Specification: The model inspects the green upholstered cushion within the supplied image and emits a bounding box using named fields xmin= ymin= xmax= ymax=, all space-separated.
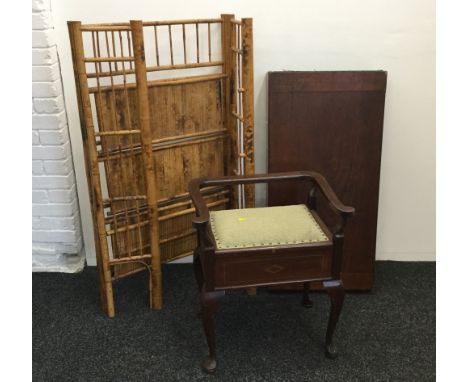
xmin=209 ymin=204 xmax=328 ymax=249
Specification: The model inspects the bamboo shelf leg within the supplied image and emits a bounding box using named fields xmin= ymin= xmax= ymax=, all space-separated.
xmin=242 ymin=18 xmax=256 ymax=296
xmin=221 ymin=14 xmax=236 ymax=182
xmin=130 ymin=20 xmax=163 ymax=310
xmin=241 ymin=18 xmax=255 ymax=208
xmin=68 ymin=21 xmax=115 ymax=317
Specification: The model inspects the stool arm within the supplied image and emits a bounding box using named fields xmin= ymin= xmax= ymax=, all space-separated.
xmin=300 ymin=171 xmax=355 ymax=219
xmin=189 ymin=171 xmax=354 ymax=225
xmin=189 ymin=180 xmax=211 ymax=227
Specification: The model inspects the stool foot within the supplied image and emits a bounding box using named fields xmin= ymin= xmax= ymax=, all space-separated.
xmin=325 ymin=343 xmax=338 ymax=359
xmin=202 ymin=356 xmax=217 ymax=374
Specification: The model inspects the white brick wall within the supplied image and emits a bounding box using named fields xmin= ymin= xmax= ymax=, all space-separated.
xmin=32 ymin=0 xmax=84 ymax=272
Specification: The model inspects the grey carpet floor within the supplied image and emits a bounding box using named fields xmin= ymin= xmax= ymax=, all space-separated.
xmin=32 ymin=261 xmax=435 ymax=381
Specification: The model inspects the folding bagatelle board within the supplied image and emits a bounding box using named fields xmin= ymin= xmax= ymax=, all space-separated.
xmin=68 ymin=15 xmax=254 ymax=317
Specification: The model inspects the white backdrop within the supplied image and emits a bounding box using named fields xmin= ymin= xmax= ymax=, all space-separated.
xmin=51 ymin=0 xmax=435 ymax=264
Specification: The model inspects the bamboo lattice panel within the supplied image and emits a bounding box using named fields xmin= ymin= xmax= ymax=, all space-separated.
xmin=68 ymin=15 xmax=254 ymax=317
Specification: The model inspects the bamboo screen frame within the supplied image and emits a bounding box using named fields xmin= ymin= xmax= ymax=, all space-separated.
xmin=68 ymin=15 xmax=254 ymax=317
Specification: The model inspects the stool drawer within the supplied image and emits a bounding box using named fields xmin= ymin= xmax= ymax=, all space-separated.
xmin=215 ymin=252 xmax=332 ymax=288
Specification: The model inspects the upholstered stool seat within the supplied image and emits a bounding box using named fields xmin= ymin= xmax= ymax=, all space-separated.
xmin=209 ymin=204 xmax=329 ymax=249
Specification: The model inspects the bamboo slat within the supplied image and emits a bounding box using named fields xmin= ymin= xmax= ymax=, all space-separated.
xmin=81 ymin=18 xmax=222 ymax=29
xmin=84 ymin=56 xmax=134 ymax=62
xmin=110 ymin=254 xmax=152 ymax=265
xmin=196 ymin=23 xmax=200 ymax=63
xmin=143 ymin=18 xmax=222 ymax=26
xmin=86 ymin=59 xmax=223 ymax=79
xmin=146 ymin=61 xmax=223 ymax=73
xmin=95 ymin=129 xmax=141 ymax=136
xmin=152 ymin=128 xmax=227 ymax=146
xmin=81 ymin=25 xmax=131 ymax=31
xmin=88 ymin=73 xmax=227 ymax=93
xmin=103 ymin=187 xmax=227 ymax=221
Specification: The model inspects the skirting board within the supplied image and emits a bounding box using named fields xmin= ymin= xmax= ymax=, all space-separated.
xmin=85 ymin=253 xmax=434 ymax=266
xmin=376 ymin=252 xmax=436 ymax=261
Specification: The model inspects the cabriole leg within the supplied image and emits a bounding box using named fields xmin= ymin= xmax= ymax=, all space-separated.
xmin=323 ymin=280 xmax=345 ymax=358
xmin=200 ymin=287 xmax=224 ymax=373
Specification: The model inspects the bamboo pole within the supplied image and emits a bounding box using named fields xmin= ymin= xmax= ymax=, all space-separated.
xmin=196 ymin=23 xmax=200 ymax=63
xmin=86 ymin=61 xmax=224 ymax=79
xmin=241 ymin=18 xmax=255 ymax=208
xmin=97 ymin=130 xmax=228 ymax=161
xmin=111 ymin=264 xmax=151 ymax=280
xmin=102 ymin=30 xmax=124 ymax=262
xmin=88 ymin=73 xmax=226 ymax=93
xmin=111 ymin=30 xmax=118 ymax=71
xmin=84 ymin=56 xmax=134 ymax=62
xmin=143 ymin=18 xmax=222 ymax=26
xmin=158 ymin=230 xmax=195 ymax=245
xmin=182 ymin=24 xmax=187 ymax=64
xmin=208 ymin=23 xmax=212 ymax=62
xmin=105 ymin=195 xmax=147 ymax=202
xmin=116 ymin=30 xmax=137 ymax=264
xmin=106 ymin=220 xmax=149 ymax=236
xmin=151 ymin=134 xmax=226 ymax=153
xmin=235 ymin=24 xmax=243 ymax=207
xmin=81 ymin=18 xmax=222 ymax=29
xmin=168 ymin=25 xmax=174 ymax=66
xmin=147 ymin=60 xmax=223 ymax=73
xmin=130 ymin=20 xmax=163 ymax=310
xmin=233 ymin=19 xmax=244 ymax=207
xmin=81 ymin=25 xmax=131 ymax=31
xmin=127 ymin=31 xmax=133 ymax=69
xmin=151 ymin=128 xmax=227 ymax=146
xmin=241 ymin=18 xmax=257 ymax=296
xmin=103 ymin=187 xmax=228 ymax=223
xmin=67 ymin=21 xmax=115 ymax=318
xmin=95 ymin=130 xmax=141 ymax=136
xmin=221 ymin=14 xmax=238 ymax=188
xmin=68 ymin=21 xmax=108 ymax=314
xmin=158 ymin=189 xmax=229 ymax=212
xmin=154 ymin=26 xmax=160 ymax=66
xmin=158 ymin=198 xmax=228 ymax=221
xmin=110 ymin=254 xmax=152 ymax=265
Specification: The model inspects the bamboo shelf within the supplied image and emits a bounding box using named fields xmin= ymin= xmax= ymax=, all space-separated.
xmin=68 ymin=15 xmax=255 ymax=317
